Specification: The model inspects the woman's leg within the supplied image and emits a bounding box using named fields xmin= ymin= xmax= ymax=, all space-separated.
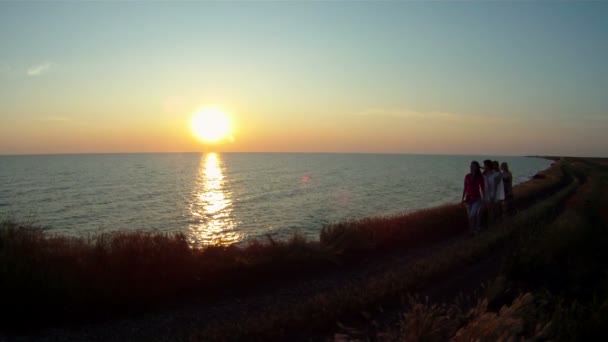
xmin=465 ymin=203 xmax=475 ymax=232
xmin=471 ymin=201 xmax=482 ymax=233
xmin=496 ymin=200 xmax=503 ymax=220
xmin=474 ymin=201 xmax=482 ymax=233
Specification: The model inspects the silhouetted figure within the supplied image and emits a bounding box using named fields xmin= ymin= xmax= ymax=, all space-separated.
xmin=462 ymin=161 xmax=485 ymax=235
xmin=501 ymin=162 xmax=514 ymax=215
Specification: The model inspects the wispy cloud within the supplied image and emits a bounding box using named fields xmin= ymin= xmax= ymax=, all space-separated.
xmin=577 ymin=113 xmax=608 ymax=124
xmin=27 ymin=62 xmax=52 ymax=76
xmin=41 ymin=116 xmax=71 ymax=123
xmin=355 ymin=107 xmax=493 ymax=122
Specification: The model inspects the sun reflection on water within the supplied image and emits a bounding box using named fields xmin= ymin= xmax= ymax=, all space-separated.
xmin=188 ymin=153 xmax=242 ymax=247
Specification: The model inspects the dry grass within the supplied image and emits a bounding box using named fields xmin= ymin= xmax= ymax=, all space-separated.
xmin=511 ymin=159 xmax=569 ymax=208
xmin=320 ymin=203 xmax=468 ymax=258
xmin=0 ymin=223 xmax=328 ymax=329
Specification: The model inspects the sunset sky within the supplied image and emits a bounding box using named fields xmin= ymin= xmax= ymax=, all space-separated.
xmin=1 ymin=2 xmax=607 ymax=156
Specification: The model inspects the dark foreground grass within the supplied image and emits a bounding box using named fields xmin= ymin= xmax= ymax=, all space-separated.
xmin=0 ymin=225 xmax=331 ymax=330
xmin=0 ymin=160 xmax=569 ymax=332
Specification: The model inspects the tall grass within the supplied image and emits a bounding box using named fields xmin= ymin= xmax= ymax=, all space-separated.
xmin=0 ymin=224 xmax=328 ymax=329
xmin=320 ymin=204 xmax=468 ymax=258
xmin=512 ymin=159 xmax=570 ymax=208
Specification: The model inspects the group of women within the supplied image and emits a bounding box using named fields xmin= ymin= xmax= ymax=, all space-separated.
xmin=462 ymin=159 xmax=513 ymax=234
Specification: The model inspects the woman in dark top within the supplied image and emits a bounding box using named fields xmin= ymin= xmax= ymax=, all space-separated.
xmin=462 ymin=161 xmax=485 ymax=235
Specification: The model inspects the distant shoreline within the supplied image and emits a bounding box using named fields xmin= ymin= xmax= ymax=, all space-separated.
xmin=0 ymin=151 xmax=597 ymax=157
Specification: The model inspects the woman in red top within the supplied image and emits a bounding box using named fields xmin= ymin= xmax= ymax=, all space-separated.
xmin=462 ymin=161 xmax=485 ymax=235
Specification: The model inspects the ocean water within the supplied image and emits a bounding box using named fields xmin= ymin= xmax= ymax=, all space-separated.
xmin=0 ymin=153 xmax=551 ymax=247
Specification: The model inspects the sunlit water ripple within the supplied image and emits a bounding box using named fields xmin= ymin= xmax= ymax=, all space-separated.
xmin=0 ymin=153 xmax=552 ymax=247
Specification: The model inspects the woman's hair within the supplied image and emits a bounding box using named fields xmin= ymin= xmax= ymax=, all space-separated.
xmin=483 ymin=159 xmax=493 ymax=170
xmin=471 ymin=161 xmax=482 ymax=178
xmin=492 ymin=160 xmax=500 ymax=171
xmin=501 ymin=162 xmax=510 ymax=172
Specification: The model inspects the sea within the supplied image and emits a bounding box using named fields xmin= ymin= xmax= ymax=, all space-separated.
xmin=0 ymin=153 xmax=552 ymax=247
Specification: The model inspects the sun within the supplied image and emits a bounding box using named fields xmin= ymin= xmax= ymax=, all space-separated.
xmin=191 ymin=108 xmax=231 ymax=143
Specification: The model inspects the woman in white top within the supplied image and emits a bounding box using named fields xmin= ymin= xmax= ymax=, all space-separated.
xmin=493 ymin=160 xmax=505 ymax=218
xmin=482 ymin=160 xmax=499 ymax=202
xmin=482 ymin=160 xmax=501 ymax=226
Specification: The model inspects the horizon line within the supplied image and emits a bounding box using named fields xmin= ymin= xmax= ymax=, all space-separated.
xmin=0 ymin=151 xmax=566 ymax=158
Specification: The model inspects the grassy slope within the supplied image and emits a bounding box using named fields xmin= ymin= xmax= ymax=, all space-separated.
xmin=377 ymin=158 xmax=608 ymax=341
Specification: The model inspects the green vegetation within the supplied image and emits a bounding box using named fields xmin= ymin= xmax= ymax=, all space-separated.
xmin=0 ymin=158 xmax=577 ymax=339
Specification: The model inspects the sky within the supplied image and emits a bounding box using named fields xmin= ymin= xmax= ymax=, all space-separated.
xmin=0 ymin=2 xmax=607 ymax=156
